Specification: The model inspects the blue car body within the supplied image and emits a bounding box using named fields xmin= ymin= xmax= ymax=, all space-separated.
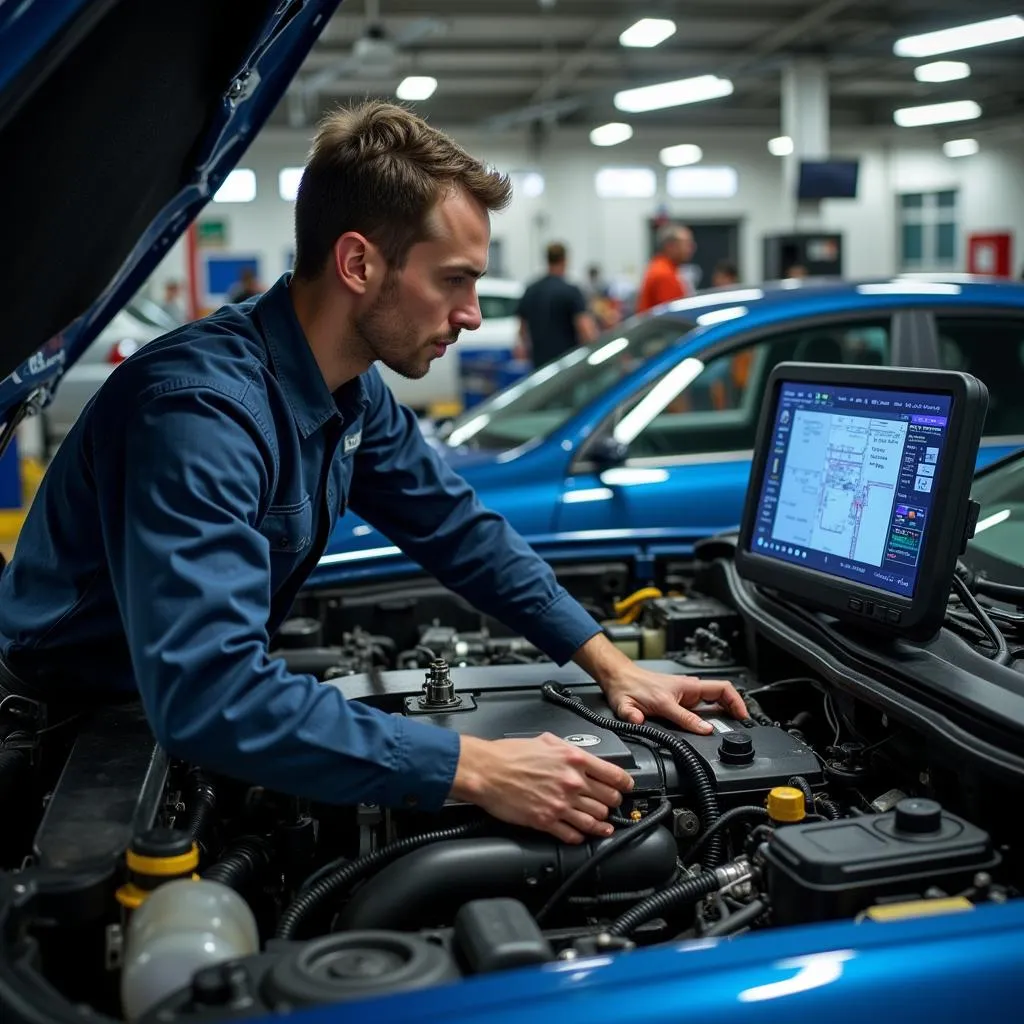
xmin=316 ymin=280 xmax=1024 ymax=585
xmin=3 ymin=5 xmax=1024 ymax=1024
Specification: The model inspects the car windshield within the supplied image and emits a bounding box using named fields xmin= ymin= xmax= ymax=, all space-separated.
xmin=444 ymin=317 xmax=694 ymax=450
xmin=966 ymin=454 xmax=1024 ymax=584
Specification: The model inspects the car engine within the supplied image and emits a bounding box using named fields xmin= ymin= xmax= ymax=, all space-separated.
xmin=0 ymin=560 xmax=1018 ymax=1023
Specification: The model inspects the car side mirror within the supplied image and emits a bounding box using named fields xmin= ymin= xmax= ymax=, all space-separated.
xmin=589 ymin=435 xmax=629 ymax=467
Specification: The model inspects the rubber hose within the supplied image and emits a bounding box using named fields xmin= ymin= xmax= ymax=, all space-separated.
xmin=276 ymin=821 xmax=482 ymax=940
xmin=684 ymin=805 xmax=769 ymax=866
xmin=787 ymin=775 xmax=814 ymax=813
xmin=703 ymin=897 xmax=768 ymax=937
xmin=202 ymin=837 xmax=272 ymax=890
xmin=815 ymin=797 xmax=842 ymax=820
xmin=534 ymin=799 xmax=672 ymax=924
xmin=568 ymin=888 xmax=657 ymax=906
xmin=607 ymin=871 xmax=719 ymax=937
xmin=184 ymin=770 xmax=217 ymax=851
xmin=540 ymin=683 xmax=723 ymax=866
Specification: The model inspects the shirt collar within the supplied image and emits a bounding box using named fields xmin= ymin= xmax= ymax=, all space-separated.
xmin=255 ymin=275 xmax=369 ymax=438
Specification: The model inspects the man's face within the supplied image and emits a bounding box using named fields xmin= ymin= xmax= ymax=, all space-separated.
xmin=354 ymin=188 xmax=487 ymax=380
xmin=669 ymin=230 xmax=695 ymax=265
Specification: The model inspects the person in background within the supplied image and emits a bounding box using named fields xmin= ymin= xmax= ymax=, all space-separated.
xmin=584 ymin=263 xmax=622 ymax=330
xmin=227 ymin=266 xmax=264 ymax=303
xmin=516 ymin=242 xmax=598 ymax=366
xmin=636 ymin=224 xmax=695 ymax=313
xmin=784 ymin=263 xmax=808 ymax=280
xmin=159 ymin=280 xmax=187 ymax=322
xmin=711 ymin=260 xmax=740 ymax=288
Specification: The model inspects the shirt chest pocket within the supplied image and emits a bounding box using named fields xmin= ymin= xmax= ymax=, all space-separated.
xmin=260 ymin=496 xmax=314 ymax=555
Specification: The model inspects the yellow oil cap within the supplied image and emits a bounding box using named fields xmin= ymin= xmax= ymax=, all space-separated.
xmin=767 ymin=786 xmax=806 ymax=823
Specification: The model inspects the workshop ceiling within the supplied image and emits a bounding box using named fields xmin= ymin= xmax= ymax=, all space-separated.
xmin=275 ymin=0 xmax=1024 ymax=137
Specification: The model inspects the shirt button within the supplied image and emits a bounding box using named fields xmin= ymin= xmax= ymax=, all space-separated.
xmin=403 ymin=794 xmax=419 ymax=807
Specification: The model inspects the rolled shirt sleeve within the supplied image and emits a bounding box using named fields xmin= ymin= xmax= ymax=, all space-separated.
xmin=349 ymin=373 xmax=602 ymax=664
xmin=93 ymin=383 xmax=459 ymax=809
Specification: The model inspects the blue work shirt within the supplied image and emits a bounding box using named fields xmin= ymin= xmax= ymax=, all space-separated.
xmin=0 ymin=276 xmax=601 ymax=810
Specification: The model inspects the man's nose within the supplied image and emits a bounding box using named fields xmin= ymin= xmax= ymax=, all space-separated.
xmin=452 ymin=295 xmax=482 ymax=332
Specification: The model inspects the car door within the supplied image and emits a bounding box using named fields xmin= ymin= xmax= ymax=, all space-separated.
xmin=928 ymin=313 xmax=1024 ymax=469
xmin=555 ymin=316 xmax=895 ymax=544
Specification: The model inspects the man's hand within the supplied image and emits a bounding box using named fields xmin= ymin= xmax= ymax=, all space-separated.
xmin=450 ymin=733 xmax=634 ymax=844
xmin=602 ymin=666 xmax=748 ymax=735
xmin=573 ymin=632 xmax=749 ymax=735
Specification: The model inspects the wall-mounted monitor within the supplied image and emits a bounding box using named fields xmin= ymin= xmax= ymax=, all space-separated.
xmin=797 ymin=160 xmax=860 ymax=200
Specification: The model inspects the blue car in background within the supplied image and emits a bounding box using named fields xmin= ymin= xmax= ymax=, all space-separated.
xmin=317 ymin=278 xmax=1024 ymax=583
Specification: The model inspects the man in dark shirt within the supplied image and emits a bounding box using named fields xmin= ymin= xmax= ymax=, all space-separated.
xmin=0 ymin=101 xmax=745 ymax=845
xmin=516 ymin=242 xmax=597 ymax=366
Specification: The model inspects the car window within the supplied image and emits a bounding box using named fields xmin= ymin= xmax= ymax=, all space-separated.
xmin=935 ymin=317 xmax=1024 ymax=437
xmin=478 ymin=294 xmax=520 ymax=319
xmin=618 ymin=319 xmax=892 ymax=460
xmin=444 ymin=317 xmax=694 ymax=449
xmin=966 ymin=454 xmax=1024 ymax=582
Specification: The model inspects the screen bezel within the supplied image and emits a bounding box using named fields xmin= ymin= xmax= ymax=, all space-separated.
xmin=736 ymin=362 xmax=988 ymax=641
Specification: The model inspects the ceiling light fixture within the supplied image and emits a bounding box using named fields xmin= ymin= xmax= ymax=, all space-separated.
xmin=943 ymin=138 xmax=979 ymax=158
xmin=768 ymin=135 xmax=794 ymax=156
xmin=893 ymin=99 xmax=981 ymax=127
xmin=614 ymin=75 xmax=734 ymax=113
xmin=914 ymin=60 xmax=971 ymax=82
xmin=619 ymin=17 xmax=677 ymax=48
xmin=396 ymin=76 xmax=437 ymax=101
xmin=894 ymin=15 xmax=1024 ymax=57
xmin=589 ymin=122 xmax=634 ymax=147
xmin=659 ymin=143 xmax=703 ymax=167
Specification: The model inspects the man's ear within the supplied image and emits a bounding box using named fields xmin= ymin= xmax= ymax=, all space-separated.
xmin=332 ymin=232 xmax=382 ymax=296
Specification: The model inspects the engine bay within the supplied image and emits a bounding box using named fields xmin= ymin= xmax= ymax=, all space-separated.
xmin=1 ymin=552 xmax=1020 ymax=1023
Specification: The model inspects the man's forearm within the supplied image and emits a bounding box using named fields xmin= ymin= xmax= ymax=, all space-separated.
xmin=571 ymin=631 xmax=639 ymax=688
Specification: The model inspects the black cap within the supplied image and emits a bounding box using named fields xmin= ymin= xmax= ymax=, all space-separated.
xmin=131 ymin=827 xmax=194 ymax=860
xmin=718 ymin=730 xmax=754 ymax=765
xmin=894 ymin=798 xmax=943 ymax=834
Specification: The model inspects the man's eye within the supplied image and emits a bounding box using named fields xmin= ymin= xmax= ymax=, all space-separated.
xmin=447 ymin=276 xmax=466 ymax=285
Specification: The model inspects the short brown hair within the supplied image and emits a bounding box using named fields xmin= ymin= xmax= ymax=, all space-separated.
xmin=546 ymin=242 xmax=567 ymax=266
xmin=293 ymin=101 xmax=512 ymax=280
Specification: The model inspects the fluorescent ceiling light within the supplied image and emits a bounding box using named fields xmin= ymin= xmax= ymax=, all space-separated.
xmin=894 ymin=15 xmax=1024 ymax=57
xmin=893 ymin=100 xmax=981 ymax=127
xmin=590 ymin=122 xmax=634 ymax=147
xmin=914 ymin=60 xmax=970 ymax=82
xmin=667 ymin=165 xmax=738 ymax=199
xmin=511 ymin=170 xmax=545 ymax=197
xmin=614 ymin=75 xmax=733 ymax=113
xmin=619 ymin=17 xmax=677 ymax=48
xmin=659 ymin=143 xmax=703 ymax=167
xmin=396 ymin=75 xmax=437 ymax=100
xmin=213 ymin=168 xmax=256 ymax=203
xmin=943 ymin=137 xmax=979 ymax=158
xmin=594 ymin=167 xmax=656 ymax=199
xmin=278 ymin=166 xmax=303 ymax=201
xmin=768 ymin=135 xmax=794 ymax=156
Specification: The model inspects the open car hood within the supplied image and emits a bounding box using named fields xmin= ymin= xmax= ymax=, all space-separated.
xmin=0 ymin=0 xmax=342 ymax=429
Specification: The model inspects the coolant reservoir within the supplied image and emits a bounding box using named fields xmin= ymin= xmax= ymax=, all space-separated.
xmin=120 ymin=878 xmax=259 ymax=1020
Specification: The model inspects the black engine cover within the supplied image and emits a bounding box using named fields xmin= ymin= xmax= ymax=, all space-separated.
xmin=407 ymin=684 xmax=822 ymax=804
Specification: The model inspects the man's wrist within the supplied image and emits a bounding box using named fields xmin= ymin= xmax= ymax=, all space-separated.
xmin=449 ymin=734 xmax=491 ymax=803
xmin=571 ymin=632 xmax=637 ymax=690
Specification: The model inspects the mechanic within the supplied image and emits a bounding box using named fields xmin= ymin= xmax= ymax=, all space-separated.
xmin=0 ymin=101 xmax=747 ymax=846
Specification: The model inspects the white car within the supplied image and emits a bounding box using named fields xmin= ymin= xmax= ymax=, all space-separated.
xmin=379 ymin=277 xmax=523 ymax=413
xmin=43 ymin=297 xmax=181 ymax=444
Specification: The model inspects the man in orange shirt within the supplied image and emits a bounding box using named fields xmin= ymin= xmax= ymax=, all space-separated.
xmin=636 ymin=224 xmax=695 ymax=313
